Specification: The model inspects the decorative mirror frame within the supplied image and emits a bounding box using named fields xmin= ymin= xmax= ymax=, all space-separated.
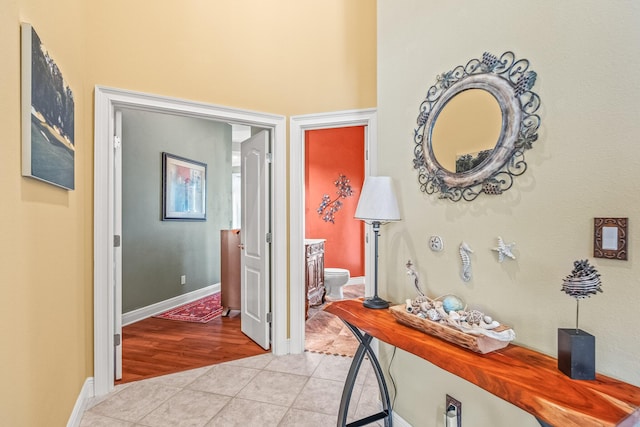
xmin=413 ymin=51 xmax=541 ymax=201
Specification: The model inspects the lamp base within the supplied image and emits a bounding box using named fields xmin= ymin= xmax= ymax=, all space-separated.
xmin=363 ymin=296 xmax=389 ymax=309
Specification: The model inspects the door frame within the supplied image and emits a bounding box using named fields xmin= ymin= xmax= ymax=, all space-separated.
xmin=93 ymin=86 xmax=287 ymax=396
xmin=289 ymin=109 xmax=377 ymax=353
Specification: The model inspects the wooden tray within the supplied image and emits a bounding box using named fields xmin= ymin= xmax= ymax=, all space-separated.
xmin=389 ymin=304 xmax=512 ymax=354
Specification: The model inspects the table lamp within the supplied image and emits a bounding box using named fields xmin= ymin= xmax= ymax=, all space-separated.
xmin=355 ymin=176 xmax=401 ymax=309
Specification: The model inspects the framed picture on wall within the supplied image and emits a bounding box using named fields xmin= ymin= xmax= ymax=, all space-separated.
xmin=21 ymin=22 xmax=75 ymax=190
xmin=162 ymin=152 xmax=207 ymax=221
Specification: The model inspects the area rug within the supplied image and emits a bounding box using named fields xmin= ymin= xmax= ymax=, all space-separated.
xmin=155 ymin=293 xmax=223 ymax=323
xmin=305 ymin=284 xmax=364 ymax=357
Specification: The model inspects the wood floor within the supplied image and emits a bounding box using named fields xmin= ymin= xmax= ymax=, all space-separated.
xmin=118 ymin=311 xmax=269 ymax=384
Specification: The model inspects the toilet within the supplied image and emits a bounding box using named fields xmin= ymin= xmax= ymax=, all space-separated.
xmin=324 ymin=268 xmax=350 ymax=300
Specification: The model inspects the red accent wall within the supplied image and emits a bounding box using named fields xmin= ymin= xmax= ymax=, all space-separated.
xmin=305 ymin=126 xmax=365 ymax=277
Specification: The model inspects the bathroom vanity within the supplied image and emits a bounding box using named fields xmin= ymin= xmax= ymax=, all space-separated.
xmin=304 ymin=239 xmax=325 ymax=318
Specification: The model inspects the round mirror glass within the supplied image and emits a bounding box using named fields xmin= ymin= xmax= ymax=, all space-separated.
xmin=413 ymin=51 xmax=541 ymax=201
xmin=431 ymin=89 xmax=502 ymax=173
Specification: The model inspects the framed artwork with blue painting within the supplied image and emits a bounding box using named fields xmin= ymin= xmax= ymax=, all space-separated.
xmin=21 ymin=22 xmax=75 ymax=190
xmin=162 ymin=152 xmax=207 ymax=221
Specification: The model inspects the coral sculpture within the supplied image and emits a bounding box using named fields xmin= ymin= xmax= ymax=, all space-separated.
xmin=316 ymin=174 xmax=353 ymax=223
xmin=561 ymin=259 xmax=603 ymax=299
xmin=561 ymin=259 xmax=603 ymax=330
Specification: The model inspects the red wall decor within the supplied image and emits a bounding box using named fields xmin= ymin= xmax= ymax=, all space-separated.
xmin=305 ymin=126 xmax=365 ymax=277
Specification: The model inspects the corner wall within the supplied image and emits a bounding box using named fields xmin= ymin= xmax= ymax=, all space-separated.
xmin=377 ymin=1 xmax=640 ymax=426
xmin=0 ymin=0 xmax=89 ymax=426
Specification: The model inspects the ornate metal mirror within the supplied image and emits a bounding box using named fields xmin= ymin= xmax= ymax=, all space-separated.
xmin=413 ymin=52 xmax=541 ymax=201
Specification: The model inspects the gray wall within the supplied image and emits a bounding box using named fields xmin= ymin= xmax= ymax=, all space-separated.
xmin=122 ymin=109 xmax=232 ymax=312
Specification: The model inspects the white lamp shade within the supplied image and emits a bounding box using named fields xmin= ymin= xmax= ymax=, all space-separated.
xmin=354 ymin=176 xmax=401 ymax=222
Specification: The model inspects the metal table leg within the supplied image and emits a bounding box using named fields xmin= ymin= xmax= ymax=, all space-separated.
xmin=337 ymin=320 xmax=393 ymax=427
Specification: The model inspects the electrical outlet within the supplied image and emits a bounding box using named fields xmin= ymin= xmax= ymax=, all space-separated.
xmin=446 ymin=394 xmax=461 ymax=427
xmin=180 ymin=275 xmax=186 ymax=285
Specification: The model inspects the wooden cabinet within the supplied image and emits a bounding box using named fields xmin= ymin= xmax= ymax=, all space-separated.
xmin=221 ymin=229 xmax=241 ymax=312
xmin=305 ymin=239 xmax=325 ymax=318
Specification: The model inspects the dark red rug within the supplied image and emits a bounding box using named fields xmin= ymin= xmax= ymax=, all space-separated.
xmin=155 ymin=293 xmax=223 ymax=323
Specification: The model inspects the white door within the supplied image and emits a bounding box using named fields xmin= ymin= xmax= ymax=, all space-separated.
xmin=114 ymin=110 xmax=123 ymax=380
xmin=240 ymin=130 xmax=271 ymax=349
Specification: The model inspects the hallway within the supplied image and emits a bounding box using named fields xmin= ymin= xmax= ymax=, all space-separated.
xmin=81 ymin=352 xmax=384 ymax=426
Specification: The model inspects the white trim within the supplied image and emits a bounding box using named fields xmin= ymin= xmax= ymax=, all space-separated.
xmin=289 ymin=109 xmax=377 ymax=353
xmin=347 ymin=276 xmax=365 ymax=286
xmin=66 ymin=377 xmax=94 ymax=427
xmin=94 ymin=86 xmax=287 ymax=396
xmin=122 ymin=283 xmax=221 ymax=326
xmin=393 ymin=411 xmax=413 ymax=427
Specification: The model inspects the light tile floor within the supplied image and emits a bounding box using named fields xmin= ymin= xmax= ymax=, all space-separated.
xmin=80 ymin=352 xmax=385 ymax=427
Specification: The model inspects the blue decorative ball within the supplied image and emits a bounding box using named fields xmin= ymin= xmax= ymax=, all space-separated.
xmin=442 ymin=295 xmax=464 ymax=313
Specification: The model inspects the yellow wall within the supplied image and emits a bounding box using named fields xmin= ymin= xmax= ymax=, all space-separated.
xmin=84 ymin=0 xmax=376 ymax=116
xmin=378 ymin=1 xmax=640 ymax=426
xmin=1 ymin=0 xmax=89 ymax=425
xmin=0 ymin=1 xmax=376 ymax=425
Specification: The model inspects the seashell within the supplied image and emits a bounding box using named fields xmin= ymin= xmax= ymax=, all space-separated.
xmin=483 ymin=315 xmax=493 ymax=324
xmin=433 ymin=301 xmax=443 ymax=309
xmin=442 ymin=295 xmax=465 ymax=313
xmin=448 ymin=311 xmax=461 ymax=321
xmin=466 ymin=310 xmax=484 ymax=325
xmin=405 ymin=299 xmax=416 ymax=313
xmin=414 ymin=295 xmax=429 ymax=304
xmin=420 ymin=301 xmax=432 ymax=312
xmin=417 ymin=312 xmax=427 ymax=319
xmin=426 ymin=308 xmax=441 ymax=321
xmin=561 ymin=259 xmax=603 ymax=299
xmin=480 ymin=320 xmax=500 ymax=330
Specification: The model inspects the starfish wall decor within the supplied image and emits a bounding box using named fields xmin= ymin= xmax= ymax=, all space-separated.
xmin=492 ymin=237 xmax=516 ymax=262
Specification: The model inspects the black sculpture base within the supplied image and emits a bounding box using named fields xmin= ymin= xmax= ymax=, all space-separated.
xmin=363 ymin=296 xmax=389 ymax=309
xmin=558 ymin=328 xmax=595 ymax=380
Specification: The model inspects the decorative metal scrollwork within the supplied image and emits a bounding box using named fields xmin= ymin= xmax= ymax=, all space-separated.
xmin=413 ymin=51 xmax=541 ymax=202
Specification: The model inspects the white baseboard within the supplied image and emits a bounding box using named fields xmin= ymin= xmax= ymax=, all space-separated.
xmin=66 ymin=377 xmax=94 ymax=427
xmin=347 ymin=276 xmax=365 ymax=285
xmin=122 ymin=283 xmax=221 ymax=326
xmin=393 ymin=411 xmax=412 ymax=426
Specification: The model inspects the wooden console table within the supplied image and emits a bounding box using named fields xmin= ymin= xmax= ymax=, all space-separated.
xmin=324 ymin=299 xmax=640 ymax=427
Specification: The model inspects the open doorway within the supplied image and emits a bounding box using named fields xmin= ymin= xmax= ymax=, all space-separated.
xmin=303 ymin=126 xmax=367 ymax=356
xmin=114 ymin=112 xmax=270 ymax=383
xmin=289 ymin=109 xmax=377 ymax=353
xmin=93 ymin=86 xmax=287 ymax=396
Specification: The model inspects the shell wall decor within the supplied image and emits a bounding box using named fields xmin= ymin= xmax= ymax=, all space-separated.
xmin=459 ymin=242 xmax=473 ymax=282
xmin=492 ymin=236 xmax=516 ymax=262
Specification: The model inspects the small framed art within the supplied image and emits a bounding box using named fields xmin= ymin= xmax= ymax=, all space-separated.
xmin=162 ymin=152 xmax=207 ymax=221
xmin=594 ymin=217 xmax=628 ymax=260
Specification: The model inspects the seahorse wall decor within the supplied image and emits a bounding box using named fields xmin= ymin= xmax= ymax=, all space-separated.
xmin=459 ymin=242 xmax=473 ymax=282
xmin=405 ymin=260 xmax=425 ymax=296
